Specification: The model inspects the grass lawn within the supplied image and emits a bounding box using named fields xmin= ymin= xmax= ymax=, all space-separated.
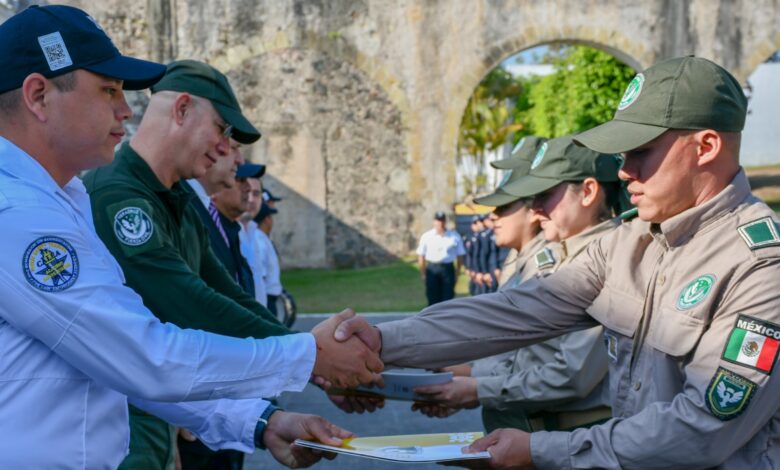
xmin=282 ymin=258 xmax=470 ymax=313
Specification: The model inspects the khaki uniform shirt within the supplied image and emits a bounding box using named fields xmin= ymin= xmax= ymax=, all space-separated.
xmin=471 ymin=234 xmax=555 ymax=387
xmin=474 ymin=221 xmax=616 ymax=412
xmin=378 ymin=170 xmax=780 ymax=469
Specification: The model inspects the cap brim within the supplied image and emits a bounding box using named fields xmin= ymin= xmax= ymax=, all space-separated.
xmin=236 ymin=164 xmax=266 ymax=178
xmin=573 ymin=120 xmax=668 ymax=154
xmin=491 ymin=157 xmax=520 ymax=170
xmin=214 ymin=102 xmax=261 ymax=144
xmin=84 ymin=55 xmax=167 ymax=91
xmin=502 ymin=174 xmax=562 ymax=199
xmin=474 ymin=189 xmax=523 ymax=207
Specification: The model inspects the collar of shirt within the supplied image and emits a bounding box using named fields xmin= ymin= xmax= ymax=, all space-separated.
xmin=115 ymin=142 xmax=194 ymax=223
xmin=0 ymin=137 xmax=93 ymax=223
xmin=559 ymin=218 xmax=620 ymax=262
xmin=187 ymin=179 xmax=211 ymax=209
xmin=648 ymin=169 xmax=751 ymax=248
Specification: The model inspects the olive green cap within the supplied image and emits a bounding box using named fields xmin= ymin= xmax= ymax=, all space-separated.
xmin=151 ymin=60 xmax=261 ymax=144
xmin=574 ymin=56 xmax=747 ymax=154
xmin=502 ymin=135 xmax=622 ymax=198
xmin=491 ymin=136 xmax=548 ymax=170
xmin=475 ymin=139 xmax=542 ymax=206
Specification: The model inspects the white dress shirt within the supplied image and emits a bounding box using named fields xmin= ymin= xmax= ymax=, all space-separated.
xmin=416 ymin=228 xmax=467 ymax=263
xmin=239 ymin=220 xmax=268 ymax=306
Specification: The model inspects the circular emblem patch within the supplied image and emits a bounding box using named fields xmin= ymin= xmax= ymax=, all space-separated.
xmin=114 ymin=207 xmax=154 ymax=246
xmin=22 ymin=236 xmax=79 ymax=292
xmin=531 ymin=142 xmax=548 ymax=170
xmin=676 ymin=274 xmax=715 ymax=310
xmin=617 ymin=73 xmax=645 ymax=111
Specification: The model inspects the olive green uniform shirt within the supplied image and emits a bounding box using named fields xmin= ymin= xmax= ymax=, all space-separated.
xmin=83 ymin=143 xmax=288 ymax=338
xmin=84 ymin=144 xmax=290 ymax=469
xmin=378 ymin=170 xmax=780 ymax=469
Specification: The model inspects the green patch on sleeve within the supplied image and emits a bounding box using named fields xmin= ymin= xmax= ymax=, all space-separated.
xmin=706 ymin=367 xmax=756 ymax=421
xmin=737 ymin=217 xmax=780 ymax=250
xmin=107 ymin=199 xmax=164 ymax=257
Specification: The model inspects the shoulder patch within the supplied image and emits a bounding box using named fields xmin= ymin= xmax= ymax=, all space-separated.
xmin=737 ymin=217 xmax=780 ymax=250
xmin=534 ymin=247 xmax=556 ymax=269
xmin=114 ymin=206 xmax=154 ymax=246
xmin=22 ymin=236 xmax=79 ymax=292
xmin=706 ymin=367 xmax=756 ymax=421
xmin=722 ymin=314 xmax=780 ymax=374
xmin=107 ymin=199 xmax=164 ymax=257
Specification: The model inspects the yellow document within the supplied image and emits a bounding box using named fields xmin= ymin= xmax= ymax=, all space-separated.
xmin=294 ymin=432 xmax=490 ymax=463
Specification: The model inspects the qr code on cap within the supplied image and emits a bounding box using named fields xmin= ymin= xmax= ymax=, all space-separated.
xmin=38 ymin=32 xmax=73 ymax=71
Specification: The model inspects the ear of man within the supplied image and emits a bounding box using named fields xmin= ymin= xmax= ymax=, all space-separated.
xmin=21 ymin=73 xmax=51 ymax=123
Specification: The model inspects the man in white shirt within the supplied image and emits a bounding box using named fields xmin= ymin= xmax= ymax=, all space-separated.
xmin=239 ymin=176 xmax=269 ymax=306
xmin=416 ymin=211 xmax=466 ymax=305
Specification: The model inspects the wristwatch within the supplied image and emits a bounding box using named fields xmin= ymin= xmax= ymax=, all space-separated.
xmin=253 ymin=404 xmax=280 ymax=449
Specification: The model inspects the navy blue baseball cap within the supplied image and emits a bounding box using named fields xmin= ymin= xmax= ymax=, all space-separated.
xmin=0 ymin=5 xmax=166 ymax=94
xmin=254 ymin=202 xmax=278 ymax=223
xmin=263 ymin=189 xmax=282 ymax=202
xmin=236 ymin=163 xmax=266 ymax=178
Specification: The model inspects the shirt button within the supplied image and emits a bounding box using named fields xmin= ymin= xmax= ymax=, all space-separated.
xmin=657 ymin=275 xmax=666 ymax=285
xmin=633 ymin=381 xmax=642 ymax=391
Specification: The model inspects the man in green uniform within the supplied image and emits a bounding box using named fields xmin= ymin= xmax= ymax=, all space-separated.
xmin=84 ymin=60 xmax=379 ymax=468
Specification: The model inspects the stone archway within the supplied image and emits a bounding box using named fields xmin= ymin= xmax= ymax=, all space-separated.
xmin=59 ymin=0 xmax=780 ymax=267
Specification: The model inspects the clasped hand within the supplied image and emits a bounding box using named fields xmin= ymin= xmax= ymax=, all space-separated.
xmin=311 ymin=308 xmax=383 ymax=389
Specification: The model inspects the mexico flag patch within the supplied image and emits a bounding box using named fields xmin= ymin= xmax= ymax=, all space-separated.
xmin=722 ymin=315 xmax=780 ymax=374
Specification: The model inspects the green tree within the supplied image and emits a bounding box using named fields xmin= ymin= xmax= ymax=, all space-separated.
xmin=458 ymin=67 xmax=525 ymax=195
xmin=524 ymin=46 xmax=635 ymax=137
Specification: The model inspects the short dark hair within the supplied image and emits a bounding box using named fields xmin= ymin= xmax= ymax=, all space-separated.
xmin=0 ymin=72 xmax=77 ymax=116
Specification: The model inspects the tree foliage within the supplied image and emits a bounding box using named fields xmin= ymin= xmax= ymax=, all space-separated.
xmin=457 ymin=45 xmax=635 ymax=196
xmin=524 ymin=46 xmax=635 ymax=137
xmin=457 ymin=67 xmax=526 ymax=195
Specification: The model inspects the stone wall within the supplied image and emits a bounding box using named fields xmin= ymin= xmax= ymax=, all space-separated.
xmin=27 ymin=0 xmax=780 ymax=267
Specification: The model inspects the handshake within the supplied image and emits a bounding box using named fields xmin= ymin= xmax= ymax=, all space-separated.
xmin=309 ymin=308 xmax=384 ymax=389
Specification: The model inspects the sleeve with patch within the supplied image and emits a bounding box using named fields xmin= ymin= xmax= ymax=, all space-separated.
xmin=107 ymin=199 xmax=164 ymax=257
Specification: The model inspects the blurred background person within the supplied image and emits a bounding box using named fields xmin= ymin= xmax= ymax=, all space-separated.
xmin=416 ymin=211 xmax=465 ymax=306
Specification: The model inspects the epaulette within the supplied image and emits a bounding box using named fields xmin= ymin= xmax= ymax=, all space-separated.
xmin=534 ymin=247 xmax=556 ymax=269
xmin=737 ymin=216 xmax=780 ymax=250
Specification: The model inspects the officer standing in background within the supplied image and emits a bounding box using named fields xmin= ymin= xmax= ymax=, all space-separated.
xmin=0 ymin=5 xmax=365 ymax=468
xmin=416 ymin=211 xmax=466 ymax=305
xmin=415 ymin=136 xmax=623 ymax=435
xmin=188 ymin=144 xmax=263 ymax=297
xmin=182 ymin=161 xmax=268 ymax=470
xmin=239 ymin=176 xmax=270 ymax=307
xmin=477 ymin=215 xmax=498 ymax=293
xmin=336 ymin=57 xmax=780 ymax=469
xmin=463 ymin=216 xmax=477 ymax=295
xmin=467 ymin=215 xmax=485 ymax=295
xmin=489 ymin=136 xmax=548 ymax=286
xmin=254 ymin=199 xmax=284 ymax=317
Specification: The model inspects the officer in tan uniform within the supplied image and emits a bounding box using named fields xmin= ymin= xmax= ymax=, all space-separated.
xmin=335 ymin=57 xmax=779 ymax=469
xmin=490 ymin=136 xmax=549 ymax=287
xmin=415 ymin=136 xmax=624 ymax=434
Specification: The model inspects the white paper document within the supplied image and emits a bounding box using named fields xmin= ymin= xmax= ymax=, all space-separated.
xmin=353 ymin=368 xmax=454 ymax=401
xmin=294 ymin=432 xmax=491 ymax=463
